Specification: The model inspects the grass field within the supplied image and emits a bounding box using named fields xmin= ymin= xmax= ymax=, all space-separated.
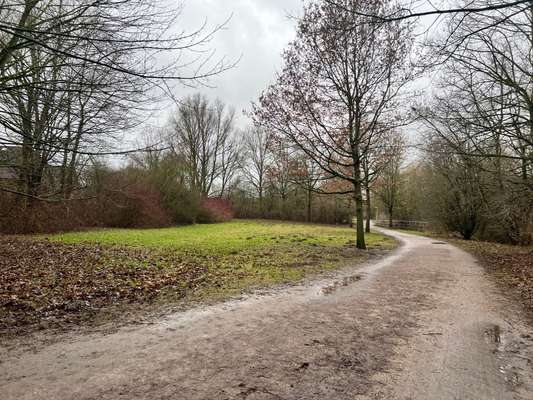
xmin=51 ymin=220 xmax=393 ymax=252
xmin=2 ymin=220 xmax=395 ymax=334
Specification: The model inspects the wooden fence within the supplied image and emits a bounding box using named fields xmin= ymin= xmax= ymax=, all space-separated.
xmin=373 ymin=220 xmax=430 ymax=231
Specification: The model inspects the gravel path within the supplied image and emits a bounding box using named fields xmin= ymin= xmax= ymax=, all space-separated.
xmin=1 ymin=229 xmax=532 ymax=399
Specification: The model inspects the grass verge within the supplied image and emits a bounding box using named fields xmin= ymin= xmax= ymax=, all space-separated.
xmin=1 ymin=220 xmax=395 ymax=336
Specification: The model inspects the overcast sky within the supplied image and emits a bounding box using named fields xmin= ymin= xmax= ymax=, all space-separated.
xmin=159 ymin=1 xmax=439 ymax=128
xmin=122 ymin=0 xmax=439 ymax=161
xmin=166 ymin=0 xmax=304 ymax=128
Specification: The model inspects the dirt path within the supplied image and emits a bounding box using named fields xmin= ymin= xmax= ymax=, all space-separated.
xmin=1 ymin=229 xmax=533 ymax=399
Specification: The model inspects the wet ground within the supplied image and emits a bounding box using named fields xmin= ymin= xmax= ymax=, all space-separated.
xmin=1 ymin=229 xmax=532 ymax=399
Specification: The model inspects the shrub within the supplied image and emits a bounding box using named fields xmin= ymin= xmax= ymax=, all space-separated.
xmin=0 ymin=170 xmax=173 ymax=234
xmin=95 ymin=170 xmax=173 ymax=229
xmin=198 ymin=198 xmax=234 ymax=223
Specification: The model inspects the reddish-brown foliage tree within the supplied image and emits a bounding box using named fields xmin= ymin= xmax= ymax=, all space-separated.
xmin=253 ymin=0 xmax=416 ymax=249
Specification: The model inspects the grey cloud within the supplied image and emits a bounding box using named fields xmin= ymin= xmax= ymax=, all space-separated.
xmin=170 ymin=0 xmax=303 ymax=127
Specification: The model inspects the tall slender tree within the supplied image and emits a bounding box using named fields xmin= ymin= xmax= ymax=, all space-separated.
xmin=254 ymin=0 xmax=416 ymax=249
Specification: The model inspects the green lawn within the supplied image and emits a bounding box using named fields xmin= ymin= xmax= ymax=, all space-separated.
xmin=49 ymin=220 xmax=393 ymax=253
xmin=2 ymin=220 xmax=395 ymax=334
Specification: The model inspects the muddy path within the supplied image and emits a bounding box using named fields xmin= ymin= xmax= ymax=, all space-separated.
xmin=1 ymin=229 xmax=532 ymax=399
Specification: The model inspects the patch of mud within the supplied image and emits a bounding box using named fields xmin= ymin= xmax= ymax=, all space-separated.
xmin=484 ymin=324 xmax=502 ymax=345
xmin=321 ymin=274 xmax=362 ymax=295
xmin=486 ymin=321 xmax=533 ymax=395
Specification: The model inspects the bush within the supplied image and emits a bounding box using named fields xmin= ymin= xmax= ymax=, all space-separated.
xmin=0 ymin=193 xmax=100 ymax=234
xmin=0 ymin=171 xmax=173 ymax=234
xmin=99 ymin=182 xmax=173 ymax=229
xmin=92 ymin=169 xmax=173 ymax=229
xmin=198 ymin=198 xmax=234 ymax=223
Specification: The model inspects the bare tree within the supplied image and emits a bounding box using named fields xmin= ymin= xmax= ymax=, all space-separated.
xmin=241 ymin=126 xmax=271 ymax=217
xmin=0 ymin=1 xmax=233 ymax=202
xmin=0 ymin=5 xmax=148 ymax=202
xmin=292 ymin=154 xmax=322 ymax=222
xmin=374 ymin=133 xmax=407 ymax=228
xmin=254 ymin=0 xmax=416 ymax=249
xmin=416 ymin=2 xmax=533 ymax=242
xmin=0 ymin=1 xmax=232 ymax=91
xmin=425 ymin=137 xmax=486 ymax=240
xmin=361 ymin=127 xmax=400 ymax=232
xmin=170 ymin=94 xmax=237 ymax=197
xmin=218 ymin=132 xmax=242 ymax=198
xmin=266 ymin=139 xmax=294 ymax=219
xmin=324 ymin=0 xmax=531 ymax=27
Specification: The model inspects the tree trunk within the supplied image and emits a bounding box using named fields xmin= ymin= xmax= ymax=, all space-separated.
xmin=307 ymin=188 xmax=312 ymax=222
xmin=365 ymin=184 xmax=371 ymax=233
xmin=354 ymin=179 xmax=366 ymax=250
xmin=388 ymin=206 xmax=393 ymax=228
